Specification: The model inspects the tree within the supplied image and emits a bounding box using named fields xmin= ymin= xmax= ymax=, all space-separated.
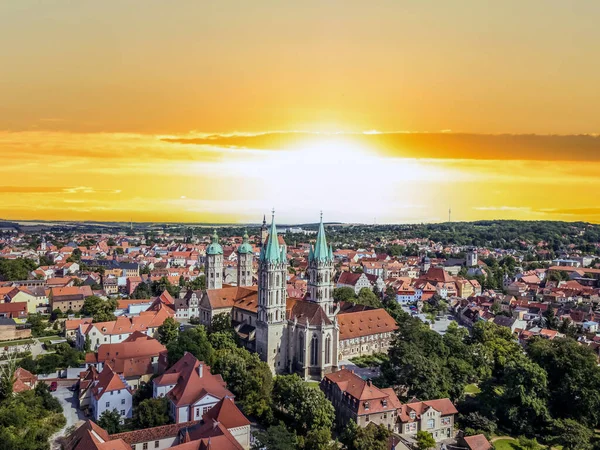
xmin=131 ymin=282 xmax=152 ymax=299
xmin=0 ymin=258 xmax=37 ymax=281
xmin=550 ymin=418 xmax=593 ymax=450
xmin=542 ymin=306 xmax=559 ymax=330
xmin=272 ymin=374 xmax=335 ymax=433
xmin=156 ymin=317 xmax=179 ymax=346
xmin=252 ymin=423 xmax=298 ymax=450
xmin=356 ymin=288 xmax=383 ymax=308
xmin=97 ymin=409 xmax=122 ymax=434
xmin=26 ymin=313 xmax=46 ymax=336
xmin=133 ymin=397 xmax=170 ymax=429
xmin=166 ymin=325 xmax=215 ymax=366
xmin=341 ymin=421 xmax=391 ymax=450
xmin=416 ymin=430 xmax=436 ymax=450
xmin=187 ymin=275 xmax=206 ymax=291
xmin=333 ymin=287 xmax=356 ymax=303
xmin=301 ymin=427 xmax=334 ymax=450
xmin=211 ymin=312 xmax=234 ymax=333
xmin=82 ymin=296 xmax=117 ymax=322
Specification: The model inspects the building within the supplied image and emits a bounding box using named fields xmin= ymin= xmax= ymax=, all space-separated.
xmin=397 ymin=398 xmax=458 ymax=441
xmin=321 ymin=368 xmax=401 ymax=430
xmin=152 ymin=352 xmax=234 ymax=424
xmin=13 ymin=367 xmax=37 ymax=393
xmin=63 ymin=420 xmax=130 ymax=450
xmin=84 ymin=331 xmax=168 ymax=389
xmin=50 ymin=286 xmax=91 ymax=313
xmin=200 ymin=213 xmax=396 ymax=380
xmin=175 ymin=290 xmax=201 ymax=320
xmin=0 ymin=301 xmax=28 ymax=319
xmin=337 ymin=306 xmax=397 ymax=359
xmin=337 ymin=271 xmax=385 ymax=295
xmin=0 ymin=317 xmax=31 ymax=341
xmin=89 ymin=364 xmax=133 ymax=422
xmin=236 ymin=231 xmax=254 ymax=287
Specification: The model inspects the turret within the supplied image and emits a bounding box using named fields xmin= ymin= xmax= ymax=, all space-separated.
xmin=307 ymin=213 xmax=336 ymax=318
xmin=205 ymin=230 xmax=223 ymax=290
xmin=236 ymin=230 xmax=254 ymax=287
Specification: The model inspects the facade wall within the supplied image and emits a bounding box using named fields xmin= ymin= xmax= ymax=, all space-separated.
xmin=399 ymin=412 xmax=454 ymax=441
xmin=91 ymin=388 xmax=133 ymax=422
xmin=130 ymin=436 xmax=177 ymax=450
xmin=339 ymin=332 xmax=394 ymax=359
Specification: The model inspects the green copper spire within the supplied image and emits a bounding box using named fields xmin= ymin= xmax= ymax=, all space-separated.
xmin=261 ymin=210 xmax=281 ymax=263
xmin=237 ymin=230 xmax=253 ymax=254
xmin=311 ymin=212 xmax=332 ymax=263
xmin=206 ymin=229 xmax=223 ymax=255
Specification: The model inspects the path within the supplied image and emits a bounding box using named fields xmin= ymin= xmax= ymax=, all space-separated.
xmin=50 ymin=386 xmax=85 ymax=449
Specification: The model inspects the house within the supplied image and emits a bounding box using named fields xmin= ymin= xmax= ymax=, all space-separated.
xmin=152 ymin=352 xmax=234 ymax=424
xmin=198 ymin=286 xmax=258 ymax=326
xmin=65 ymin=318 xmax=93 ymax=340
xmin=76 ymin=304 xmax=173 ymax=350
xmin=175 ymin=290 xmax=201 ymax=320
xmin=63 ymin=420 xmax=130 ymax=450
xmin=321 ymin=368 xmax=401 ymax=431
xmin=492 ymin=315 xmax=527 ymax=334
xmin=337 ymin=305 xmax=398 ymax=359
xmin=337 ymin=272 xmax=385 ymax=294
xmin=582 ymin=321 xmax=599 ymax=333
xmin=0 ymin=301 xmax=28 ymax=319
xmin=461 ymin=434 xmax=492 ymax=450
xmin=84 ymin=331 xmax=168 ymax=389
xmin=110 ymin=421 xmax=200 ymax=450
xmin=13 ymin=367 xmax=38 ymax=393
xmin=0 ymin=286 xmax=38 ymax=313
xmin=397 ymin=398 xmax=458 ymax=442
xmin=89 ymin=364 xmax=133 ymax=422
xmin=50 ymin=286 xmax=92 ymax=313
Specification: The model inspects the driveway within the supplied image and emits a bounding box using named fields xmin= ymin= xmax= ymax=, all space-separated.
xmin=339 ymin=359 xmax=381 ymax=379
xmin=50 ymin=386 xmax=86 ymax=449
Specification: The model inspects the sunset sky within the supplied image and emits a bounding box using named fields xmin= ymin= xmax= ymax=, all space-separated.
xmin=1 ymin=1 xmax=600 ymax=224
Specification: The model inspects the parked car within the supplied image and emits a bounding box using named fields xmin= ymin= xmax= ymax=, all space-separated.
xmin=50 ymin=381 xmax=58 ymax=392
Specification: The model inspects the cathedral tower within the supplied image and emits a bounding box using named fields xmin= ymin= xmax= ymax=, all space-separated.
xmin=256 ymin=212 xmax=288 ymax=373
xmin=307 ymin=213 xmax=336 ymax=317
xmin=236 ymin=230 xmax=254 ymax=287
xmin=205 ymin=230 xmax=223 ymax=290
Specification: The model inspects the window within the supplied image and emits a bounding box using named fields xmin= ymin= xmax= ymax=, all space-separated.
xmin=441 ymin=417 xmax=451 ymax=426
xmin=154 ymin=442 xmax=159 ymax=448
xmin=111 ymin=391 xmax=114 ymax=395
xmin=106 ymin=402 xmax=110 ymax=407
xmin=427 ymin=419 xmax=434 ymax=429
xmin=202 ymin=406 xmax=210 ymax=414
xmin=406 ymin=423 xmax=417 ymax=432
xmin=325 ymin=335 xmax=331 ymax=365
xmin=121 ymin=410 xmax=125 ymax=416
xmin=364 ymin=402 xmax=370 ymax=410
xmin=143 ymin=444 xmax=148 ymax=450
xmin=365 ymin=415 xmax=370 ymax=422
xmin=310 ymin=335 xmax=318 ymax=366
xmin=121 ymin=399 xmax=126 ymax=404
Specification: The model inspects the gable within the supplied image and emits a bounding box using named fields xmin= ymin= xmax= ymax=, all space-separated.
xmin=193 ymin=392 xmax=221 ymax=407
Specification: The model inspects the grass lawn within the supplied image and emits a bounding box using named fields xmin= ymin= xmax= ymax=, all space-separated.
xmin=38 ymin=335 xmax=61 ymax=342
xmin=493 ymin=439 xmax=524 ymax=450
xmin=0 ymin=338 xmax=34 ymax=347
xmin=464 ymin=383 xmax=481 ymax=395
xmin=305 ymin=381 xmax=320 ymax=389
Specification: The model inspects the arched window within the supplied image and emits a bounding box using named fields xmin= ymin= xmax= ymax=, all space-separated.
xmin=325 ymin=335 xmax=331 ymax=364
xmin=298 ymin=333 xmax=304 ymax=364
xmin=310 ymin=335 xmax=318 ymax=366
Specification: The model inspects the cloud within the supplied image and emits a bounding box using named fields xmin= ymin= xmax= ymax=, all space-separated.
xmin=163 ymin=132 xmax=600 ymax=162
xmin=0 ymin=186 xmax=67 ymax=194
xmin=474 ymin=206 xmax=532 ymax=211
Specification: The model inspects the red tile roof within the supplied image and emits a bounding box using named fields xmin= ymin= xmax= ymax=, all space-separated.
xmin=464 ymin=434 xmax=492 ymax=450
xmin=337 ymin=308 xmax=397 ymax=340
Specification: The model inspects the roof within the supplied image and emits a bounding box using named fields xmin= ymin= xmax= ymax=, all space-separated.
xmin=398 ymin=398 xmax=458 ymax=422
xmin=205 ymin=286 xmax=258 ymax=310
xmin=464 ymin=434 xmax=492 ymax=450
xmin=337 ymin=308 xmax=398 ymax=340
xmin=202 ymin=397 xmax=250 ymax=429
xmin=110 ymin=421 xmax=200 ymax=445
xmin=154 ymin=353 xmax=233 ymax=407
xmin=323 ymin=368 xmax=401 ymax=415
xmin=206 ymin=230 xmax=223 ymax=256
xmin=91 ymin=364 xmax=129 ymax=400
xmin=286 ymin=297 xmax=331 ymax=326
xmin=260 ymin=214 xmax=283 ymax=264
xmin=422 ymin=267 xmax=454 ymax=283
xmin=82 ymin=306 xmax=172 ymax=336
xmin=309 ymin=215 xmax=333 ymax=263
xmin=64 ymin=421 xmax=130 ymax=450
xmin=236 ymin=231 xmax=254 ymax=255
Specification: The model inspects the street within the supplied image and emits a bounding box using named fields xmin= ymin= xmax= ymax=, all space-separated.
xmin=50 ymin=386 xmax=85 ymax=449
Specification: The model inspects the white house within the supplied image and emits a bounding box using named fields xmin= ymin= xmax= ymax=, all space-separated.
xmin=90 ymin=364 xmax=133 ymax=422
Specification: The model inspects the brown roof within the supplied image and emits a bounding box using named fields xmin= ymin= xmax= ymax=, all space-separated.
xmin=398 ymin=398 xmax=458 ymax=422
xmin=110 ymin=421 xmax=199 ymax=445
xmin=337 ymin=308 xmax=397 ymax=340
xmin=202 ymin=397 xmax=250 ymax=429
xmin=205 ymin=286 xmax=257 ymax=310
xmin=64 ymin=420 xmax=130 ymax=450
xmin=91 ymin=364 xmax=129 ymax=400
xmin=464 ymin=434 xmax=492 ymax=450
xmin=286 ymin=298 xmax=331 ymax=325
xmin=154 ymin=353 xmax=233 ymax=407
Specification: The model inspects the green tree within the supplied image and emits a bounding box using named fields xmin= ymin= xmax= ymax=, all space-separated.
xmin=542 ymin=306 xmax=559 ymax=330
xmin=272 ymin=374 xmax=335 ymax=433
xmin=341 ymin=420 xmax=391 ymax=450
xmin=356 ymin=287 xmax=383 ymax=307
xmin=166 ymin=325 xmax=215 ymax=366
xmin=131 ymin=282 xmax=152 ymax=299
xmin=0 ymin=258 xmax=37 ymax=281
xmin=252 ymin=423 xmax=298 ymax=450
xmin=133 ymin=397 xmax=170 ymax=429
xmin=156 ymin=317 xmax=179 ymax=346
xmin=416 ymin=430 xmax=436 ymax=450
xmin=97 ymin=409 xmax=122 ymax=434
xmin=187 ymin=275 xmax=206 ymax=291
xmin=301 ymin=427 xmax=334 ymax=450
xmin=211 ymin=312 xmax=234 ymax=333
xmin=549 ymin=418 xmax=593 ymax=450
xmin=332 ymin=287 xmax=356 ymax=303
xmin=82 ymin=296 xmax=118 ymax=322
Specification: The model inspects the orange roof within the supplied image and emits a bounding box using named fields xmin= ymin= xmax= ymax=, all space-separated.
xmin=337 ymin=308 xmax=397 ymax=340
xmin=205 ymin=286 xmax=257 ymax=310
xmin=64 ymin=420 xmax=130 ymax=450
xmin=92 ymin=364 xmax=129 ymax=400
xmin=66 ymin=318 xmax=93 ymax=331
xmin=398 ymin=398 xmax=458 ymax=422
xmin=202 ymin=397 xmax=250 ymax=429
xmin=464 ymin=434 xmax=492 ymax=450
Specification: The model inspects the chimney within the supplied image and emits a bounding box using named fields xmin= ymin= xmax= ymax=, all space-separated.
xmin=197 ymin=363 xmax=203 ymax=378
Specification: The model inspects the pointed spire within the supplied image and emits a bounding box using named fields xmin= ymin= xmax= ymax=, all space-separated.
xmin=311 ymin=211 xmax=332 ymax=262
xmin=261 ymin=209 xmax=281 ymax=263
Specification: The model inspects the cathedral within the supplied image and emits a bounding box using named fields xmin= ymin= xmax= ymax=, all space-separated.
xmin=199 ymin=213 xmax=397 ymax=380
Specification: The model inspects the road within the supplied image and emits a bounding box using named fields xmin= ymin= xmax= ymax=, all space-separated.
xmin=50 ymin=386 xmax=86 ymax=449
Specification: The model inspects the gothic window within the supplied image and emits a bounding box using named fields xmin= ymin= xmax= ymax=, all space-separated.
xmin=325 ymin=334 xmax=331 ymax=364
xmin=310 ymin=335 xmax=318 ymax=366
xmin=298 ymin=333 xmax=304 ymax=363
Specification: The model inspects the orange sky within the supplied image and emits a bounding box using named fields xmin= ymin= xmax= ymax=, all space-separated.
xmin=1 ymin=2 xmax=599 ymax=224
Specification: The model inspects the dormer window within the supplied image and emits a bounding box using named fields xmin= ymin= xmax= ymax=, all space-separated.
xmin=364 ymin=401 xmax=370 ymax=410
xmin=409 ymin=411 xmax=416 ymax=420
xmin=382 ymin=399 xmax=387 ymax=408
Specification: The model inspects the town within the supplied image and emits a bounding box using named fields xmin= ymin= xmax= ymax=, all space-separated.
xmin=1 ymin=218 xmax=599 ymax=450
